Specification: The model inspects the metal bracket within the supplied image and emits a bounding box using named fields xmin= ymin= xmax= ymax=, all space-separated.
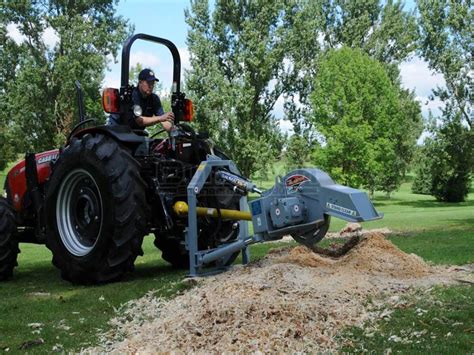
xmin=185 ymin=159 xmax=251 ymax=277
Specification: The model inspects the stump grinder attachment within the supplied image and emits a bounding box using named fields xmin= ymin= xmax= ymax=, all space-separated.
xmin=175 ymin=159 xmax=383 ymax=276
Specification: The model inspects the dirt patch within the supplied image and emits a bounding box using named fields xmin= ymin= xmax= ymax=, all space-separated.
xmin=86 ymin=233 xmax=471 ymax=353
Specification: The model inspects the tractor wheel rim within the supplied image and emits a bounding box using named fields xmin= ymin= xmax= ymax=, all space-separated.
xmin=56 ymin=169 xmax=103 ymax=256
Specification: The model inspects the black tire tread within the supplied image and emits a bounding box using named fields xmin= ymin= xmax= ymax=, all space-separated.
xmin=0 ymin=198 xmax=20 ymax=281
xmin=45 ymin=134 xmax=148 ymax=284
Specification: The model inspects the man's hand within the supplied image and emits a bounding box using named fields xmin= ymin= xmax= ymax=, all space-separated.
xmin=136 ymin=112 xmax=174 ymax=132
xmin=158 ymin=112 xmax=174 ymax=123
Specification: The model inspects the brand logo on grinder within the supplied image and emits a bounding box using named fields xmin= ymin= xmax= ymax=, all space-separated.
xmin=285 ymin=174 xmax=310 ymax=193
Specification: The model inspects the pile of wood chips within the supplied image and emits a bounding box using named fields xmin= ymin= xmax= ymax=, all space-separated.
xmin=87 ymin=232 xmax=465 ymax=353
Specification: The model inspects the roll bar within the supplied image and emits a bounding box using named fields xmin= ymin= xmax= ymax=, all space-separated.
xmin=120 ymin=33 xmax=181 ymax=93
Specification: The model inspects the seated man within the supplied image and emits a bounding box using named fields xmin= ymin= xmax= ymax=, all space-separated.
xmin=107 ymin=68 xmax=174 ymax=132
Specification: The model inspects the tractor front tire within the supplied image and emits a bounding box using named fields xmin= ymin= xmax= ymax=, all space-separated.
xmin=45 ymin=135 xmax=148 ymax=284
xmin=0 ymin=197 xmax=19 ymax=281
xmin=154 ymin=236 xmax=188 ymax=269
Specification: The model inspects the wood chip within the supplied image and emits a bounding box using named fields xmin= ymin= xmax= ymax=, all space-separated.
xmin=85 ymin=233 xmax=470 ymax=353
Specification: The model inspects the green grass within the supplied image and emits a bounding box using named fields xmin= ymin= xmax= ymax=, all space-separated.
xmin=0 ymin=161 xmax=18 ymax=192
xmin=0 ymin=239 xmax=189 ymax=352
xmin=341 ymin=285 xmax=474 ymax=353
xmin=0 ymin=161 xmax=473 ymax=353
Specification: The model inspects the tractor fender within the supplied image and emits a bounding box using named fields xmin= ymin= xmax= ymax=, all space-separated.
xmin=5 ymin=149 xmax=59 ymax=212
xmin=69 ymin=125 xmax=148 ymax=146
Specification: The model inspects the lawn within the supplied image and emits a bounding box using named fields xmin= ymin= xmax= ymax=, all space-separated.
xmin=0 ymin=161 xmax=472 ymax=353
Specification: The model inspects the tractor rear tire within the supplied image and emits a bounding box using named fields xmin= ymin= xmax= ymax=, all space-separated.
xmin=45 ymin=134 xmax=148 ymax=284
xmin=0 ymin=197 xmax=19 ymax=281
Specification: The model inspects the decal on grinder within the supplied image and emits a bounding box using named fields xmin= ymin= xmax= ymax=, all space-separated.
xmin=285 ymin=174 xmax=310 ymax=193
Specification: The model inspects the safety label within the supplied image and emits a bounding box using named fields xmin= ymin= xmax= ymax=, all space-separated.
xmin=326 ymin=202 xmax=357 ymax=217
xmin=285 ymin=174 xmax=310 ymax=194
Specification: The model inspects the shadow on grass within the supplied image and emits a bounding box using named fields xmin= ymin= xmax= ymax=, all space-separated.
xmin=130 ymin=262 xmax=185 ymax=281
xmin=395 ymin=199 xmax=474 ymax=208
xmin=10 ymin=257 xmax=183 ymax=290
xmin=372 ymin=195 xmax=474 ymax=209
xmin=442 ymin=217 xmax=474 ymax=228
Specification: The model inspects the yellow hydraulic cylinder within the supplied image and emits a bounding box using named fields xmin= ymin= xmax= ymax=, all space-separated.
xmin=173 ymin=201 xmax=252 ymax=221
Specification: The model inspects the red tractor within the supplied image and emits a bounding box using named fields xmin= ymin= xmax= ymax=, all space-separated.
xmin=1 ymin=34 xmax=242 ymax=284
xmin=1 ymin=34 xmax=383 ymax=284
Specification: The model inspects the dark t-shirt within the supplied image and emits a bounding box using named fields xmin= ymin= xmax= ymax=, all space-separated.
xmin=107 ymin=88 xmax=164 ymax=129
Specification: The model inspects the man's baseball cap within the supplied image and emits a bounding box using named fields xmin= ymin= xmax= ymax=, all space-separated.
xmin=138 ymin=68 xmax=159 ymax=82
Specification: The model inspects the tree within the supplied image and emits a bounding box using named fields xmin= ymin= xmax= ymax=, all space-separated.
xmin=2 ymin=1 xmax=130 ymax=156
xmin=310 ymin=47 xmax=422 ymax=195
xmin=185 ymin=0 xmax=291 ymax=177
xmin=0 ymin=13 xmax=24 ymax=170
xmin=285 ymin=134 xmax=311 ymax=171
xmin=283 ymin=0 xmax=419 ymax=131
xmin=418 ymin=0 xmax=472 ymax=130
xmin=416 ymin=0 xmax=473 ymax=201
xmin=411 ymin=141 xmax=434 ymax=195
xmin=430 ymin=116 xmax=472 ymax=202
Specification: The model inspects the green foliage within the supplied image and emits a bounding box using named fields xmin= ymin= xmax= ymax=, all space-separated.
xmin=320 ymin=0 xmax=419 ymax=63
xmin=1 ymin=0 xmax=130 ymax=156
xmin=418 ymin=0 xmax=472 ymax=130
xmin=416 ymin=0 xmax=473 ymax=201
xmin=412 ymin=121 xmax=472 ymax=202
xmin=411 ymin=143 xmax=434 ymax=195
xmin=283 ymin=0 xmax=419 ymax=130
xmin=185 ymin=0 xmax=291 ymax=177
xmin=129 ymin=62 xmax=144 ymax=86
xmin=309 ymin=47 xmax=422 ymax=195
xmin=285 ymin=134 xmax=311 ymax=171
xmin=430 ymin=117 xmax=472 ymax=202
xmin=0 ymin=16 xmax=22 ymax=170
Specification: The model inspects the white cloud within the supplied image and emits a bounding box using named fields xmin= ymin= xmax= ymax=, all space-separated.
xmin=273 ymin=95 xmax=285 ymax=119
xmin=7 ymin=23 xmax=59 ymax=49
xmin=130 ymin=51 xmax=161 ymax=68
xmin=102 ymin=72 xmax=121 ymax=89
xmin=417 ymin=130 xmax=433 ymax=145
xmin=400 ymin=56 xmax=446 ymax=98
xmin=6 ymin=23 xmax=26 ymax=45
xmin=279 ymin=119 xmax=294 ymax=135
xmin=415 ymin=95 xmax=445 ymax=118
xmin=42 ymin=27 xmax=59 ymax=48
xmin=178 ymin=47 xmax=191 ymax=72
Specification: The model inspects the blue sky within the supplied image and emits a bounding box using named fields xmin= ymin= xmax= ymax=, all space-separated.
xmin=104 ymin=0 xmax=192 ymax=89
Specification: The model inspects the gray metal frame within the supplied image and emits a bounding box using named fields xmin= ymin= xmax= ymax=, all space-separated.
xmin=184 ymin=163 xmax=383 ymax=277
xmin=185 ymin=159 xmax=251 ymax=276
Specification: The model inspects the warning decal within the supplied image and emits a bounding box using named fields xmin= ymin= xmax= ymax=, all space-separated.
xmin=285 ymin=174 xmax=310 ymax=193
